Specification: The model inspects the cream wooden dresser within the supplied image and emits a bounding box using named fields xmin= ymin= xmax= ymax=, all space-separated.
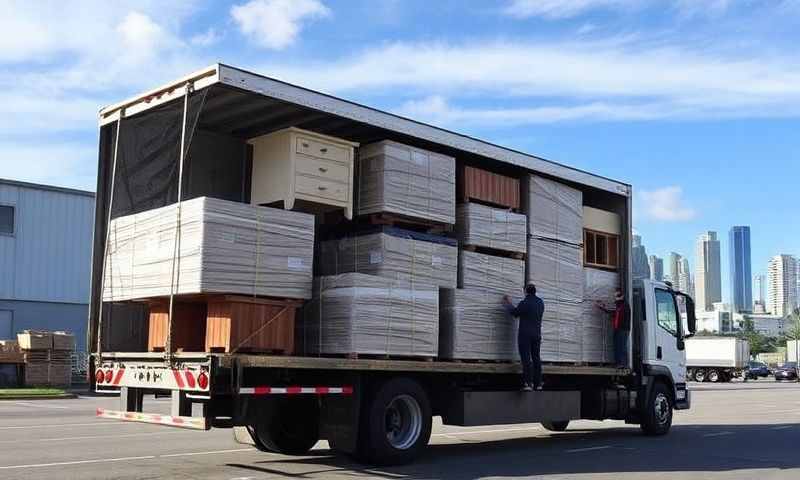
xmin=249 ymin=127 xmax=359 ymax=219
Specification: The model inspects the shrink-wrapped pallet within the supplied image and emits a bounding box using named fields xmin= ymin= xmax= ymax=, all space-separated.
xmin=439 ymin=289 xmax=518 ymax=361
xmin=582 ymin=269 xmax=619 ymax=363
xmin=458 ymin=250 xmax=525 ymax=296
xmin=319 ymin=228 xmax=457 ymax=289
xmin=103 ymin=197 xmax=315 ymax=301
xmin=302 ymin=273 xmax=438 ymax=357
xmin=357 ymin=140 xmax=456 ymax=224
xmin=456 ymin=203 xmax=526 ymax=254
xmin=540 ymin=300 xmax=583 ymax=363
xmin=527 ymin=175 xmax=583 ymax=245
xmin=526 ymin=237 xmax=584 ymax=303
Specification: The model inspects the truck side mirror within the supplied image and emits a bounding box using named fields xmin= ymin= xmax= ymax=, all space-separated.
xmin=682 ymin=294 xmax=697 ymax=337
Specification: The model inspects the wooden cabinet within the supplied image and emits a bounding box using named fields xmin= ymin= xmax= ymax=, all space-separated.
xmin=249 ymin=127 xmax=359 ymax=219
xmin=205 ymin=296 xmax=299 ymax=353
xmin=459 ymin=165 xmax=520 ymax=210
xmin=147 ymin=301 xmax=207 ymax=352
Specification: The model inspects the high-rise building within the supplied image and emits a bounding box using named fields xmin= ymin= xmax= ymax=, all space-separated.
xmin=632 ymin=234 xmax=650 ymax=281
xmin=695 ymin=231 xmax=722 ymax=312
xmin=767 ymin=255 xmax=798 ymax=317
xmin=649 ymin=255 xmax=664 ymax=281
xmin=754 ymin=274 xmax=766 ymax=306
xmin=667 ymin=252 xmax=692 ymax=294
xmin=728 ymin=226 xmax=752 ymax=313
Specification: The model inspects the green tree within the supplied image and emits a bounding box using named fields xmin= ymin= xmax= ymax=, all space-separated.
xmin=738 ymin=317 xmax=771 ymax=356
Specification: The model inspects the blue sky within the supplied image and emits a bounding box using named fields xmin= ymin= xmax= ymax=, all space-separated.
xmin=1 ymin=0 xmax=799 ymax=302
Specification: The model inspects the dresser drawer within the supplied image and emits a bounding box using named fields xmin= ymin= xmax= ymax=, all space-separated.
xmin=295 ymin=155 xmax=350 ymax=183
xmin=295 ymin=175 xmax=349 ymax=202
xmin=296 ymin=135 xmax=349 ymax=163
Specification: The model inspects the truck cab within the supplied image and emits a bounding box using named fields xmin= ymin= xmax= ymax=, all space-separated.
xmin=634 ymin=279 xmax=696 ymax=415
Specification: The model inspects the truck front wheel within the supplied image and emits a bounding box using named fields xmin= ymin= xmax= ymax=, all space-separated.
xmin=249 ymin=398 xmax=320 ymax=455
xmin=693 ymin=369 xmax=706 ymax=382
xmin=640 ymin=382 xmax=673 ymax=436
xmin=542 ymin=420 xmax=570 ymax=432
xmin=356 ymin=377 xmax=432 ymax=466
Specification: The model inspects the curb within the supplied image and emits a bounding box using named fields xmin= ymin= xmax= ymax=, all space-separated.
xmin=0 ymin=393 xmax=77 ymax=401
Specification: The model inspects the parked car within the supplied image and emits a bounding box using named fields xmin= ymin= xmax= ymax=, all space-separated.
xmin=774 ymin=362 xmax=798 ymax=381
xmin=745 ymin=361 xmax=771 ymax=380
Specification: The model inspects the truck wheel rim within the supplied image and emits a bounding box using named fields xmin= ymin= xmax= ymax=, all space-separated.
xmin=654 ymin=393 xmax=670 ymax=425
xmin=709 ymin=372 xmax=718 ymax=382
xmin=384 ymin=394 xmax=422 ymax=450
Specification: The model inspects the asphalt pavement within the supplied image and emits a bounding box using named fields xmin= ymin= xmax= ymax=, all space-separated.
xmin=0 ymin=380 xmax=798 ymax=479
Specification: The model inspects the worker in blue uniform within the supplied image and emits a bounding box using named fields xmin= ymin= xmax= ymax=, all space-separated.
xmin=503 ymin=283 xmax=545 ymax=392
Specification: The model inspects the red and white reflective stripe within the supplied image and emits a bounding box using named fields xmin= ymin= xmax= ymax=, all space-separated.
xmin=111 ymin=369 xmax=125 ymax=386
xmin=238 ymin=386 xmax=353 ymax=395
xmin=96 ymin=408 xmax=208 ymax=430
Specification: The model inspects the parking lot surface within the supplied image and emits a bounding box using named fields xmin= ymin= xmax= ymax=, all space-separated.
xmin=0 ymin=380 xmax=798 ymax=479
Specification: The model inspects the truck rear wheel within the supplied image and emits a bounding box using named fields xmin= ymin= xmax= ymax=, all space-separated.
xmin=693 ymin=369 xmax=706 ymax=382
xmin=640 ymin=382 xmax=673 ymax=436
xmin=542 ymin=420 xmax=570 ymax=432
xmin=356 ymin=377 xmax=432 ymax=466
xmin=249 ymin=398 xmax=320 ymax=455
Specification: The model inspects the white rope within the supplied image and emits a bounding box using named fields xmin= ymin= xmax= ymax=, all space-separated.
xmin=165 ymin=83 xmax=192 ymax=364
xmin=95 ymin=114 xmax=122 ymax=356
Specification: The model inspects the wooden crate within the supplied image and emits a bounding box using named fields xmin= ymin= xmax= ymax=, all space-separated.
xmin=459 ymin=165 xmax=520 ymax=210
xmin=206 ymin=296 xmax=299 ymax=354
xmin=147 ymin=301 xmax=207 ymax=352
xmin=17 ymin=331 xmax=52 ymax=350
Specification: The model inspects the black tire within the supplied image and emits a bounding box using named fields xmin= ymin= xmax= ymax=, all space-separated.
xmin=249 ymin=398 xmax=320 ymax=455
xmin=707 ymin=370 xmax=720 ymax=383
xmin=693 ymin=369 xmax=706 ymax=382
xmin=355 ymin=377 xmax=432 ymax=466
xmin=542 ymin=420 xmax=570 ymax=432
xmin=640 ymin=382 xmax=673 ymax=436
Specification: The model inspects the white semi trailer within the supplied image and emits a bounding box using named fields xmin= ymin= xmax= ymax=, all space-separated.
xmin=686 ymin=337 xmax=750 ymax=382
xmin=88 ymin=64 xmax=697 ymax=465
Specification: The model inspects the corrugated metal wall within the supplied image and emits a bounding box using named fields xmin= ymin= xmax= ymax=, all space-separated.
xmin=0 ymin=182 xmax=94 ymax=304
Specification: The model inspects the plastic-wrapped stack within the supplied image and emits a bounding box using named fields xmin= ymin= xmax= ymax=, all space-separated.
xmin=103 ymin=197 xmax=315 ymax=301
xmin=526 ymin=175 xmax=585 ymax=363
xmin=458 ymin=250 xmax=525 ymax=296
xmin=456 ymin=203 xmax=526 ymax=254
xmin=357 ymin=140 xmax=456 ymax=224
xmin=582 ymin=269 xmax=618 ymax=363
xmin=318 ymin=227 xmax=458 ymax=289
xmin=439 ymin=290 xmax=518 ymax=361
xmin=302 ymin=273 xmax=438 ymax=357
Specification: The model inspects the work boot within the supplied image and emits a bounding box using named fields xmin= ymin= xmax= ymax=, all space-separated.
xmin=521 ymin=383 xmax=533 ymax=392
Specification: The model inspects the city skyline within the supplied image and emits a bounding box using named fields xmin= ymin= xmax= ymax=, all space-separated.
xmin=729 ymin=226 xmax=753 ymax=313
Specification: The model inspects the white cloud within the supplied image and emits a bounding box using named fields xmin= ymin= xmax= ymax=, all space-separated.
xmin=0 ymin=143 xmax=97 ymax=191
xmin=265 ymin=39 xmax=800 ymax=121
xmin=191 ymin=28 xmax=222 ymax=47
xmin=639 ymin=186 xmax=696 ymax=222
xmin=503 ymin=0 xmax=638 ymax=19
xmin=231 ymin=0 xmax=330 ymax=50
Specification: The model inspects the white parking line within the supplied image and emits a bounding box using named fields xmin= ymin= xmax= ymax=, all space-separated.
xmin=703 ymin=432 xmax=734 ymax=437
xmin=0 ymin=422 xmax=137 ymax=430
xmin=0 ymin=448 xmax=254 ymax=470
xmin=565 ymin=446 xmax=613 ymax=453
xmin=0 ymin=431 xmax=184 ymax=444
xmin=11 ymin=402 xmax=72 ymax=410
xmin=771 ymin=425 xmax=793 ymax=430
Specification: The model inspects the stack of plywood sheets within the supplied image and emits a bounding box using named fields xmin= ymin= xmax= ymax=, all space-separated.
xmin=458 ymin=250 xmax=525 ymax=296
xmin=17 ymin=331 xmax=73 ymax=387
xmin=456 ymin=203 xmax=526 ymax=254
xmin=103 ymin=197 xmax=315 ymax=302
xmin=319 ymin=228 xmax=457 ymax=289
xmin=357 ymin=141 xmax=456 ymax=224
xmin=582 ymin=269 xmax=618 ymax=364
xmin=526 ymin=175 xmax=583 ymax=244
xmin=302 ymin=273 xmax=438 ymax=358
xmin=439 ymin=289 xmax=518 ymax=361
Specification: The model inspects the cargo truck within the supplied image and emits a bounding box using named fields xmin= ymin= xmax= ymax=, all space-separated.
xmin=686 ymin=337 xmax=749 ymax=382
xmin=89 ymin=64 xmax=697 ymax=465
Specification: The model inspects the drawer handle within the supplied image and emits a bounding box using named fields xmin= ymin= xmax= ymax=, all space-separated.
xmin=318 ymin=186 xmax=328 ymax=191
xmin=319 ymin=148 xmax=328 ymax=153
xmin=318 ymin=167 xmax=328 ymax=173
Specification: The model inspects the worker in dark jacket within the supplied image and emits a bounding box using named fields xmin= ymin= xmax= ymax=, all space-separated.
xmin=595 ymin=289 xmax=631 ymax=368
xmin=503 ymin=284 xmax=545 ymax=391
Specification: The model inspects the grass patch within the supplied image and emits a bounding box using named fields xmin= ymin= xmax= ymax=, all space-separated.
xmin=0 ymin=388 xmax=67 ymax=397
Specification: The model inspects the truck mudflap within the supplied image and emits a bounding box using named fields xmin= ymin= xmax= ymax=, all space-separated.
xmin=96 ymin=408 xmax=209 ymax=430
xmin=674 ymin=383 xmax=690 ymax=410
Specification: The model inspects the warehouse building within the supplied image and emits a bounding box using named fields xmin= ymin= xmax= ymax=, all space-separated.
xmin=0 ymin=178 xmax=94 ymax=352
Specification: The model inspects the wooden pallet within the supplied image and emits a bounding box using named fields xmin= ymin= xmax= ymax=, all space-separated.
xmin=462 ymin=244 xmax=525 ymax=260
xmin=319 ymin=353 xmax=435 ymax=362
xmin=441 ymin=358 xmax=515 ymax=364
xmin=363 ymin=212 xmax=453 ymax=234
